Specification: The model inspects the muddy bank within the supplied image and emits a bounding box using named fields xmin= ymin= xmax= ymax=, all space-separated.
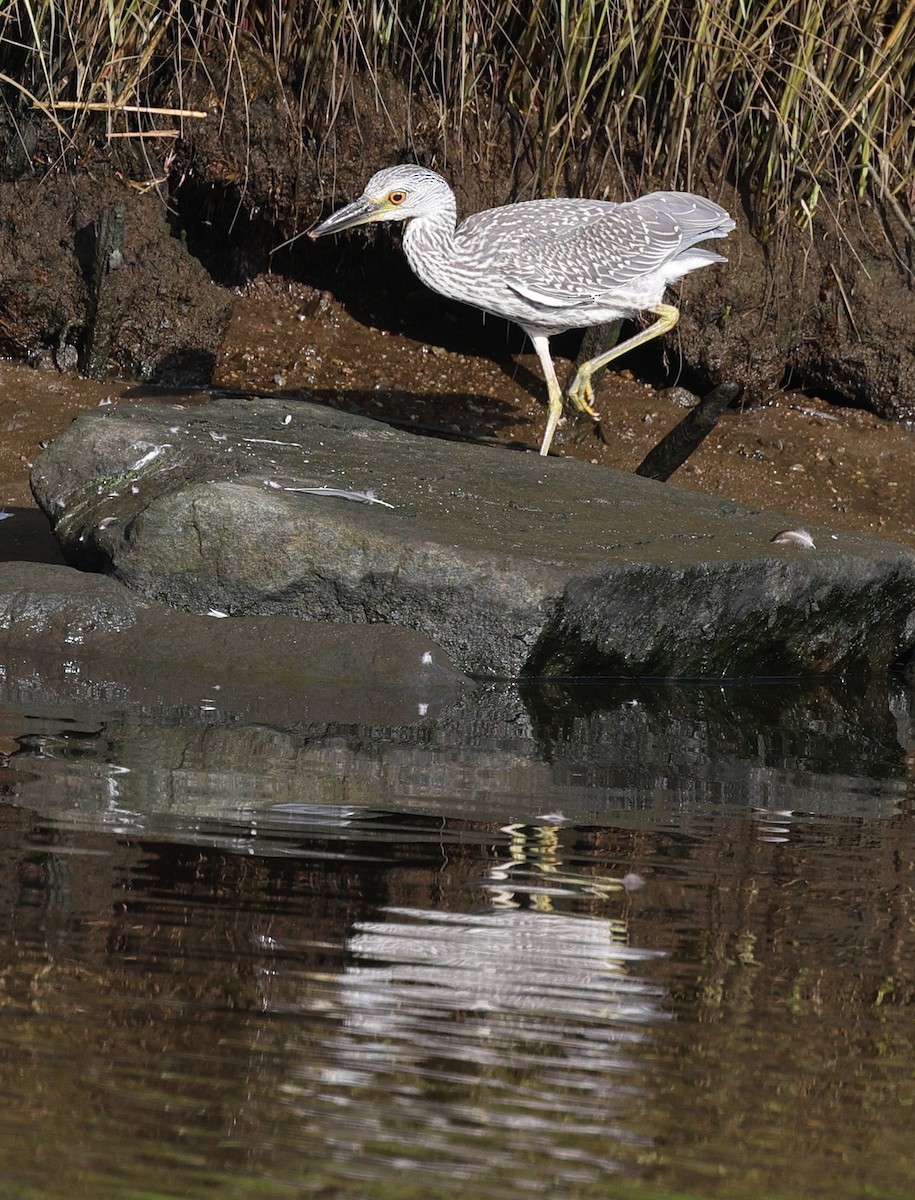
xmin=169 ymin=56 xmax=915 ymax=421
xmin=0 ymin=59 xmax=913 ymax=431
xmin=0 ymin=171 xmax=231 ymax=383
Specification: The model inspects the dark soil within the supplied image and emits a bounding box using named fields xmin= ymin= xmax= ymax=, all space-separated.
xmin=168 ymin=58 xmax=915 ymax=420
xmin=0 ymin=175 xmax=231 ymax=382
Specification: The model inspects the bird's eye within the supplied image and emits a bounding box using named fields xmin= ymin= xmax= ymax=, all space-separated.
xmin=388 ymin=190 xmax=407 ymax=205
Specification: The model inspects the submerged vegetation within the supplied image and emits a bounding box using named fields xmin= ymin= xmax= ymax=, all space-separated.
xmin=1 ymin=0 xmax=913 ymax=236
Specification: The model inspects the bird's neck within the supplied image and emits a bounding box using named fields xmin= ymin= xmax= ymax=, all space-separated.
xmin=402 ymin=197 xmax=458 ymax=294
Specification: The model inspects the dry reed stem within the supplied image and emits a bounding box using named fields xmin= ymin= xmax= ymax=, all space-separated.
xmin=42 ymin=101 xmax=207 ymax=118
xmin=105 ymin=130 xmax=181 ymax=138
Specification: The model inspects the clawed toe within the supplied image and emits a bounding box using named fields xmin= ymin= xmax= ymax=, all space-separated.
xmin=566 ymin=377 xmax=600 ymax=420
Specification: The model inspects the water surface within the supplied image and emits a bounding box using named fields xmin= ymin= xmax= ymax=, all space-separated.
xmin=0 ymin=669 xmax=912 ymax=1199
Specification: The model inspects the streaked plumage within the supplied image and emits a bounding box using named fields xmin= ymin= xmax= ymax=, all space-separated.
xmin=310 ymin=165 xmax=735 ymax=455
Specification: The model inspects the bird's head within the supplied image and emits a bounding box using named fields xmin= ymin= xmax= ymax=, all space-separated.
xmin=309 ymin=165 xmax=452 ymax=238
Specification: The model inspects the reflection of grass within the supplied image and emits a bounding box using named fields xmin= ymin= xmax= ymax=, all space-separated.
xmin=3 ymin=2 xmax=913 ymax=238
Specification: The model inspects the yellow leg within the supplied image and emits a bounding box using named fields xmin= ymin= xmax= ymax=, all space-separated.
xmin=567 ymin=303 xmax=680 ymax=413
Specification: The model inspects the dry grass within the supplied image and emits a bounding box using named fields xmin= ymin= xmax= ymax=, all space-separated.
xmin=2 ymin=0 xmax=913 ymax=234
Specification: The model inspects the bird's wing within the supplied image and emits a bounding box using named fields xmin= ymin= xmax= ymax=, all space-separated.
xmin=495 ymin=193 xmax=734 ymax=307
xmin=457 ymin=198 xmax=617 ymax=250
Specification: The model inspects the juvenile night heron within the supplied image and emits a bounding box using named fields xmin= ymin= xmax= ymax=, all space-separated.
xmin=310 ymin=165 xmax=735 ymax=456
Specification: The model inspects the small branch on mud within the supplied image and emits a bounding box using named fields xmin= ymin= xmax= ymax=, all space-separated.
xmin=634 ymin=382 xmax=740 ymax=482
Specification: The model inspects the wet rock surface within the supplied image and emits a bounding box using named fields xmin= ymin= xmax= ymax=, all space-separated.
xmin=30 ymin=395 xmax=915 ymax=679
xmin=0 ymin=571 xmax=905 ymax=835
xmin=0 ymin=561 xmax=467 ymax=727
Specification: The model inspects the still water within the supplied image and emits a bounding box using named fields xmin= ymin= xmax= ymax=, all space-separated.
xmin=0 ymin=662 xmax=913 ymax=1200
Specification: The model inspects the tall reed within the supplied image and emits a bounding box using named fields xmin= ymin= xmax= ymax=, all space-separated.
xmin=2 ymin=0 xmax=912 ymax=235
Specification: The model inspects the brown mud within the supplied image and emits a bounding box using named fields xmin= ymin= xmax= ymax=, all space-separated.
xmin=170 ymin=58 xmax=915 ymax=420
xmin=4 ymin=276 xmax=915 ymax=573
xmin=2 ymin=56 xmax=914 ymax=425
xmin=0 ymin=175 xmax=230 ymax=382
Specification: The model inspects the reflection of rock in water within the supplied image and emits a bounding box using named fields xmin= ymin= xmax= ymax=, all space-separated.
xmin=5 ymin=676 xmax=908 ymax=849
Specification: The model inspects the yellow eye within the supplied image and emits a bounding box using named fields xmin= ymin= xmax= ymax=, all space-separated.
xmin=388 ymin=190 xmax=407 ymax=205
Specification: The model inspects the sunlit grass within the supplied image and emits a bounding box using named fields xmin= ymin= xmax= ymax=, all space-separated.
xmin=1 ymin=0 xmax=912 ymax=236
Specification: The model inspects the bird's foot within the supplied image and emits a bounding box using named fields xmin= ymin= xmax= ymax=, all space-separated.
xmin=566 ymin=376 xmax=600 ymax=420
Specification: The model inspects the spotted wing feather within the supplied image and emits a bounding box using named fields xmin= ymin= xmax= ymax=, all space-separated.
xmin=467 ymin=193 xmax=734 ymax=307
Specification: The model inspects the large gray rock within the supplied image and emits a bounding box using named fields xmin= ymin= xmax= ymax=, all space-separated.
xmin=31 ymin=395 xmax=915 ymax=678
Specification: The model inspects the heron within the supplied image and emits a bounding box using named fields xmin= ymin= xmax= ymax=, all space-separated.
xmin=309 ymin=165 xmax=735 ymax=456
